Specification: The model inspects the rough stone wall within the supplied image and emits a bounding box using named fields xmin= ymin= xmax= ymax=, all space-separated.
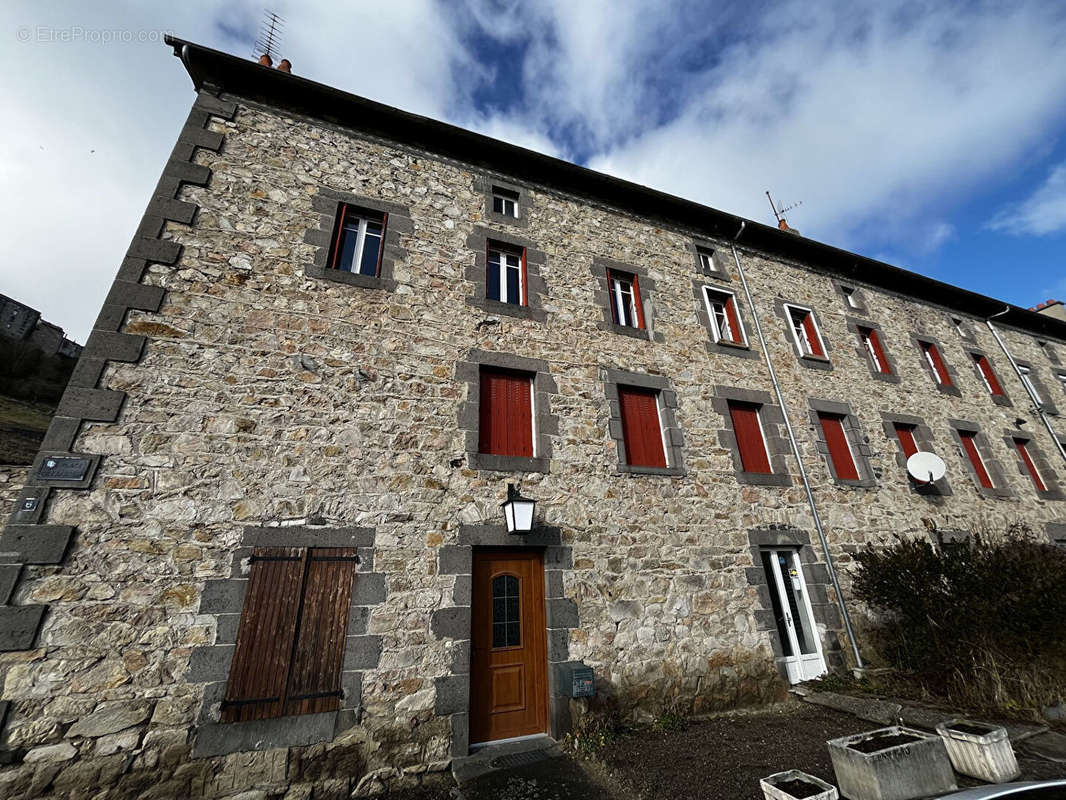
xmin=0 ymin=467 xmax=30 ymax=518
xmin=0 ymin=91 xmax=1064 ymax=798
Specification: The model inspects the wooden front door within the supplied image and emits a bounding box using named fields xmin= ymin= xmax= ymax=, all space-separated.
xmin=470 ymin=549 xmax=548 ymax=744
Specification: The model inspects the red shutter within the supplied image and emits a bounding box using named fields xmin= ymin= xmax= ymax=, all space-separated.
xmin=1014 ymin=439 xmax=1046 ymax=491
xmin=520 ymin=248 xmax=528 ymax=307
xmin=284 ymin=548 xmax=359 ymax=716
xmin=618 ymin=386 xmax=666 ymax=467
xmin=329 ymin=204 xmax=348 ymax=269
xmin=866 ymin=329 xmax=891 ymax=374
xmin=222 ymin=547 xmax=306 ymax=722
xmin=631 ymin=273 xmax=646 ymax=330
xmin=802 ymin=312 xmax=824 ymax=357
xmin=959 ymin=432 xmax=993 ymax=489
xmin=925 ymin=343 xmax=953 ymax=386
xmin=479 ymin=369 xmax=533 ymax=457
xmin=374 ymin=212 xmax=388 ymax=277
xmin=976 ymin=355 xmax=1004 ymax=395
xmin=724 ymin=296 xmax=743 ymax=343
xmin=819 ymin=414 xmax=859 ymax=480
xmin=729 ymin=402 xmax=771 ymax=474
xmin=893 ymin=424 xmax=919 ymax=459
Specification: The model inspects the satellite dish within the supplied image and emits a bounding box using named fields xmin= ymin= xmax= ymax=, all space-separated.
xmin=907 ymin=451 xmax=946 ymax=483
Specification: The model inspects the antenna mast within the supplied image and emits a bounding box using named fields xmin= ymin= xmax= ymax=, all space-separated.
xmin=766 ymin=191 xmax=803 ymax=229
xmin=253 ymin=10 xmax=285 ymax=63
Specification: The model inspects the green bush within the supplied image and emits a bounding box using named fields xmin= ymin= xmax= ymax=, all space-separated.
xmin=852 ymin=526 xmax=1066 ymax=711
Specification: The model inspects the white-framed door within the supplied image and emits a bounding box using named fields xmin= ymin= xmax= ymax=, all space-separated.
xmin=760 ymin=548 xmax=827 ymax=683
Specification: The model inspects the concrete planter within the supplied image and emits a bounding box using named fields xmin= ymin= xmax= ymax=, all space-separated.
xmin=827 ymin=726 xmax=957 ymax=800
xmin=935 ymin=719 xmax=1020 ymax=784
xmin=760 ymin=769 xmax=838 ymax=800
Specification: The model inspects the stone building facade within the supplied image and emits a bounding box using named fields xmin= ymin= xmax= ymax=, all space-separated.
xmin=1 ymin=37 xmax=1066 ymax=798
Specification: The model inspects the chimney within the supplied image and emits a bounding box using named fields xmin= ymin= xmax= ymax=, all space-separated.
xmin=258 ymin=53 xmax=273 ymax=67
xmin=1034 ymin=299 xmax=1066 ymax=322
xmin=278 ymin=59 xmax=292 ymax=74
xmin=777 ymin=218 xmax=801 ymax=236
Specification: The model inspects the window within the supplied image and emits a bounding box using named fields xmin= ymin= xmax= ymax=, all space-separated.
xmin=703 ymin=287 xmax=745 ymax=345
xmin=1018 ymin=365 xmax=1043 ymax=405
xmin=972 ymin=353 xmax=1005 ymax=397
xmin=920 ymin=341 xmax=953 ymax=387
xmin=487 ymin=244 xmax=526 ymax=306
xmin=617 ymin=386 xmax=667 ymax=467
xmin=492 ymin=188 xmax=519 ymax=218
xmin=818 ymin=413 xmax=859 ymax=481
xmin=479 ymin=368 xmax=534 ymax=457
xmin=893 ymin=423 xmax=920 ymax=459
xmin=1013 ymin=438 xmax=1047 ymax=492
xmin=1059 ymin=373 xmax=1066 ymax=394
xmin=728 ymin=401 xmax=772 ymax=474
xmin=859 ymin=327 xmax=891 ymax=375
xmin=492 ymin=574 xmax=521 ymax=648
xmin=841 ymin=286 xmax=859 ymax=309
xmin=958 ymin=431 xmax=994 ymax=489
xmin=608 ymin=269 xmax=645 ymax=329
xmin=785 ymin=305 xmax=826 ymax=358
xmin=330 ymin=205 xmax=386 ymax=276
xmin=697 ymin=247 xmax=716 ymax=275
xmin=951 ymin=317 xmax=968 ymax=339
xmin=222 ymin=546 xmax=358 ymax=722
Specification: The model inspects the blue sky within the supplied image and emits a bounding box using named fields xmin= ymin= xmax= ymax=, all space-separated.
xmin=2 ymin=0 xmax=1065 ymax=343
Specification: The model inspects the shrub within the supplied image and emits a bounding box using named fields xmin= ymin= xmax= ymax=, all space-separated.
xmin=852 ymin=526 xmax=1066 ymax=712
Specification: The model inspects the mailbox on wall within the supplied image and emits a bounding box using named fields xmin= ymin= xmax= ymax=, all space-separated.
xmin=558 ymin=663 xmax=595 ymax=698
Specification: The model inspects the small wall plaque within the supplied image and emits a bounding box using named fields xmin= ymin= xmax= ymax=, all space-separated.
xmin=38 ymin=457 xmax=91 ymax=482
xmin=20 ymin=497 xmax=39 ymax=512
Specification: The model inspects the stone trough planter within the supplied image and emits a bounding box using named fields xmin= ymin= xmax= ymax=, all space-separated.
xmin=760 ymin=769 xmax=838 ymax=800
xmin=935 ymin=719 xmax=1020 ymax=784
xmin=827 ymin=726 xmax=957 ymax=800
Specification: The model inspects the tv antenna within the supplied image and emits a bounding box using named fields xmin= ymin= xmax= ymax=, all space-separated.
xmin=253 ymin=10 xmax=285 ymax=63
xmin=766 ymin=191 xmax=803 ymax=226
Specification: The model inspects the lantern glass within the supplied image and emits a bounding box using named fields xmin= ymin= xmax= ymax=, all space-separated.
xmin=501 ymin=484 xmax=536 ymax=534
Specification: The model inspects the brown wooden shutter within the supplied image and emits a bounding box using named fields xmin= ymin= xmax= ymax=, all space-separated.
xmin=631 ymin=273 xmax=646 ymax=330
xmin=1014 ymin=439 xmax=1046 ymax=492
xmin=729 ymin=401 xmax=772 ymax=474
xmin=284 ymin=548 xmax=359 ymax=716
xmin=819 ymin=413 xmax=859 ymax=480
xmin=222 ymin=547 xmax=306 ymax=722
xmin=618 ymin=386 xmax=666 ymax=467
xmin=329 ymin=204 xmax=348 ymax=269
xmin=479 ymin=369 xmax=533 ymax=457
xmin=960 ymin=432 xmax=993 ymax=488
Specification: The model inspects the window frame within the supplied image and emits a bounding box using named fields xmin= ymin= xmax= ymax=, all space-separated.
xmin=1015 ymin=361 xmax=1059 ymax=415
xmin=603 ymin=368 xmax=685 ymax=476
xmin=486 ymin=242 xmax=527 ymax=307
xmin=464 ymin=227 xmax=547 ymax=322
xmin=491 ymin=187 xmax=520 ymax=219
xmin=714 ymin=386 xmax=792 ymax=487
xmin=948 ymin=420 xmax=1010 ymax=498
xmin=778 ymin=301 xmax=831 ymax=369
xmin=914 ymin=336 xmax=961 ymax=396
xmin=608 ymin=269 xmax=645 ymax=329
xmin=880 ymin=412 xmax=951 ymax=495
xmin=1002 ymin=431 xmax=1063 ymax=500
xmin=809 ymin=399 xmax=875 ymax=487
xmin=616 ymin=385 xmax=670 ymax=469
xmin=968 ymin=350 xmax=1011 ymax=406
xmin=592 ymin=258 xmax=662 ymax=342
xmin=702 ymin=286 xmax=747 ymax=346
xmin=329 ymin=204 xmax=387 ymax=277
xmin=729 ymin=401 xmax=773 ymax=475
xmin=478 ymin=366 xmax=536 ymax=459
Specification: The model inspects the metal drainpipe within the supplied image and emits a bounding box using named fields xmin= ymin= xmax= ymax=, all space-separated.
xmin=986 ymin=308 xmax=1066 ymax=468
xmin=729 ymin=222 xmax=864 ymax=670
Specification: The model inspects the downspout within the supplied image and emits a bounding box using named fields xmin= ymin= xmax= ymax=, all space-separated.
xmin=729 ymin=222 xmax=864 ymax=670
xmin=986 ymin=308 xmax=1066 ymax=468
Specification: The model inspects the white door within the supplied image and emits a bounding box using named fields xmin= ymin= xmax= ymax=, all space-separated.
xmin=761 ymin=549 xmax=827 ymax=683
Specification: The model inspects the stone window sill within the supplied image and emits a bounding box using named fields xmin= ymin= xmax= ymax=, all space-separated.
xmin=469 ymin=453 xmax=550 ymax=474
xmin=617 ymin=464 xmax=686 ymax=477
xmin=306 ymin=265 xmax=396 ymax=292
xmin=798 ymin=354 xmax=832 ymax=370
xmin=736 ymin=471 xmax=793 ymax=487
xmin=193 ymin=710 xmax=344 ymax=758
xmin=607 ymin=323 xmax=651 ymax=341
xmin=466 ymin=296 xmax=546 ymax=322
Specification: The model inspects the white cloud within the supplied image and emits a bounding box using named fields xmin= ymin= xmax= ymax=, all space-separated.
xmin=987 ymin=162 xmax=1066 ymax=236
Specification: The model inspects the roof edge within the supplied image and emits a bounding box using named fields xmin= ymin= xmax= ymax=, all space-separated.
xmin=162 ymin=35 xmax=1066 ymax=343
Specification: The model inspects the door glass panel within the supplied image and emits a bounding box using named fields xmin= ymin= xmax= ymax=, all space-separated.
xmin=779 ymin=552 xmax=817 ymax=655
xmin=491 ymin=574 xmax=520 ymax=648
xmin=760 ymin=550 xmax=793 ymax=657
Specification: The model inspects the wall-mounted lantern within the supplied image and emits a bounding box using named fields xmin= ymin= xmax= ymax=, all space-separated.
xmin=501 ymin=483 xmax=536 ymax=534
